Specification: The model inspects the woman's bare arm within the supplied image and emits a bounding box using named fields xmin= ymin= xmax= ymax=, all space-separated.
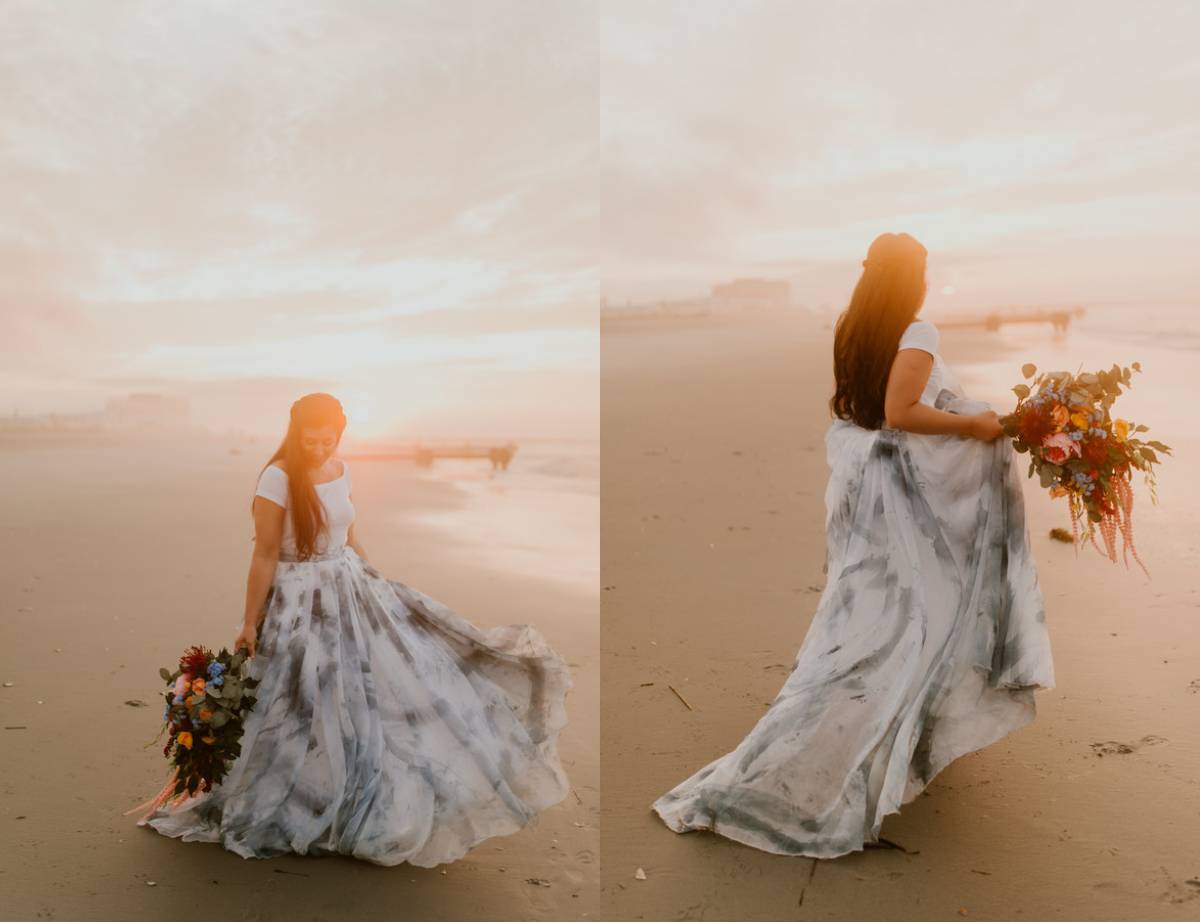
xmin=347 ymin=521 xmax=369 ymax=562
xmin=884 ymin=349 xmax=976 ymax=436
xmin=243 ymin=496 xmax=285 ymax=627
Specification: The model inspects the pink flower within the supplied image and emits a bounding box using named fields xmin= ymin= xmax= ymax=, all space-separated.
xmin=173 ymin=674 xmax=190 ymax=698
xmin=1042 ymin=432 xmax=1080 ymax=464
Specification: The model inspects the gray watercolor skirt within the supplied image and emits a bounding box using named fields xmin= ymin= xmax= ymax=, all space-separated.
xmin=139 ymin=545 xmax=573 ymax=867
xmin=652 ymin=392 xmax=1056 ymax=859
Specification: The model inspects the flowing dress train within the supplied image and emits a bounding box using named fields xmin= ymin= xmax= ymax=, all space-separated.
xmin=651 ymin=387 xmax=1055 ymax=858
xmin=135 ymin=465 xmax=572 ymax=867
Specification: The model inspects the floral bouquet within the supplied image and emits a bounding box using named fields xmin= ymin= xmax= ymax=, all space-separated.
xmin=999 ymin=362 xmax=1170 ymax=577
xmin=124 ymin=644 xmax=260 ymax=821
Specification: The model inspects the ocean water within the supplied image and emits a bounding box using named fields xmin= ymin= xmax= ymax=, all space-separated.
xmin=947 ymin=303 xmax=1200 ymax=441
xmin=402 ymin=439 xmax=599 ymax=597
xmin=944 ymin=303 xmax=1200 ymax=564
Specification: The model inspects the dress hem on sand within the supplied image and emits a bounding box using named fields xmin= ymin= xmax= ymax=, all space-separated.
xmin=135 ymin=545 xmax=573 ymax=869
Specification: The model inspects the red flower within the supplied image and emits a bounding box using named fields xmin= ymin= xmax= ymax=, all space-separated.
xmin=1017 ymin=406 xmax=1055 ymax=445
xmin=1043 ymin=445 xmax=1066 ymax=463
xmin=1081 ymin=439 xmax=1108 ymax=467
xmin=179 ymin=644 xmax=212 ymax=677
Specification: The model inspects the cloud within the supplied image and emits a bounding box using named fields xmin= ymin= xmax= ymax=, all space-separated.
xmin=0 ymin=0 xmax=601 ymax=437
xmin=593 ymin=1 xmax=1200 ymax=305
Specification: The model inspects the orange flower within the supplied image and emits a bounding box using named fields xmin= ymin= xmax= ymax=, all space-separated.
xmin=191 ymin=678 xmax=206 ymax=695
xmin=177 ymin=731 xmax=193 ymax=750
xmin=1113 ymin=418 xmax=1130 ymax=441
xmin=1049 ymin=484 xmax=1070 ymax=498
xmin=1051 ymin=405 xmax=1069 ymax=429
xmin=201 ymin=735 xmax=216 ymax=745
xmin=198 ymin=708 xmax=214 ymax=721
xmin=185 ymin=695 xmax=197 ymax=707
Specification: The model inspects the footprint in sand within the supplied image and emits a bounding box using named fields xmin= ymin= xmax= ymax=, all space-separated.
xmin=1160 ymin=866 xmax=1200 ymax=905
xmin=1089 ymin=735 xmax=1168 ymax=757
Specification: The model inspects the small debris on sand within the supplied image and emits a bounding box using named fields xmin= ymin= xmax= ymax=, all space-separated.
xmin=667 ymin=684 xmax=694 ymax=711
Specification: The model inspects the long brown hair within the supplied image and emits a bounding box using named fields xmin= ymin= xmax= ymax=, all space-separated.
xmin=255 ymin=392 xmax=347 ymax=561
xmin=830 ymin=232 xmax=929 ymax=429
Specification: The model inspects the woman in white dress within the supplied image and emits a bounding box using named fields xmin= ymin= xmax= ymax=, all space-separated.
xmin=652 ymin=232 xmax=1056 ymax=858
xmin=136 ymin=393 xmax=573 ymax=867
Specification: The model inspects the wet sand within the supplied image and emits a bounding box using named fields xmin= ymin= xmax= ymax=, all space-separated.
xmin=601 ymin=311 xmax=1200 ymax=921
xmin=0 ymin=436 xmax=598 ymax=921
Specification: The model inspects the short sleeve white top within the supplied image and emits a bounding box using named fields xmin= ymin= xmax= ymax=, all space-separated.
xmin=254 ymin=460 xmax=356 ymax=559
xmin=897 ymin=319 xmax=960 ymax=407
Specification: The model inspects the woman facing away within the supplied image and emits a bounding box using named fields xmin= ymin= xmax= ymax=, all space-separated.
xmin=133 ymin=393 xmax=573 ymax=867
xmin=651 ymin=232 xmax=1056 ymax=859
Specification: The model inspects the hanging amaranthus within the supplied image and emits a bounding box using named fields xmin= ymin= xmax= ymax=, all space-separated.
xmin=999 ymin=362 xmax=1169 ymax=578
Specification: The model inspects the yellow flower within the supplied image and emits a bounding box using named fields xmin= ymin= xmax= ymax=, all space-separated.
xmin=1113 ymin=418 xmax=1130 ymax=441
xmin=201 ymin=735 xmax=216 ymax=745
xmin=1051 ymin=405 xmax=1069 ymax=428
xmin=177 ymin=731 xmax=193 ymax=750
xmin=191 ymin=678 xmax=206 ymax=695
xmin=1069 ymin=411 xmax=1090 ymax=430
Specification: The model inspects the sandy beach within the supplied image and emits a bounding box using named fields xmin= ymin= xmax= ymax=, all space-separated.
xmin=601 ymin=311 xmax=1200 ymax=921
xmin=0 ymin=436 xmax=598 ymax=921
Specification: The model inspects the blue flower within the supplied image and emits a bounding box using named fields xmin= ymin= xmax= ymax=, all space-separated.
xmin=207 ymin=662 xmax=225 ymax=676
xmin=211 ymin=675 xmax=224 ymax=687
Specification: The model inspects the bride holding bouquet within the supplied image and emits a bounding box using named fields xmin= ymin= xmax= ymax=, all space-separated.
xmin=652 ymin=232 xmax=1057 ymax=858
xmin=130 ymin=392 xmax=574 ymax=867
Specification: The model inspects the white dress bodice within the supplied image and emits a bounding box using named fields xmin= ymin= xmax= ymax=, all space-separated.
xmin=898 ymin=318 xmax=963 ymax=407
xmin=253 ymin=460 xmax=356 ymax=560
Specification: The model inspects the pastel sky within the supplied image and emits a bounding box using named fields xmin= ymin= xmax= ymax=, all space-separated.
xmin=1 ymin=1 xmax=600 ymax=439
xmin=4 ymin=2 xmax=1198 ymax=437
xmin=596 ymin=0 xmax=1200 ymax=313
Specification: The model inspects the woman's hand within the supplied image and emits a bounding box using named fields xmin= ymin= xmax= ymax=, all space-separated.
xmin=233 ymin=622 xmax=258 ymax=658
xmin=968 ymin=410 xmax=1004 ymax=441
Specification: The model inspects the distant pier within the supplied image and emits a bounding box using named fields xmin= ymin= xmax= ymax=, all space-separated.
xmin=937 ymin=306 xmax=1086 ymax=333
xmin=344 ymin=442 xmax=519 ymax=471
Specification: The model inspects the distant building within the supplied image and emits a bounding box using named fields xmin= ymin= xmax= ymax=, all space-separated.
xmin=653 ymin=297 xmax=713 ymax=317
xmin=0 ymin=392 xmax=194 ymax=434
xmin=0 ymin=409 xmax=107 ymax=432
xmin=103 ymin=392 xmax=191 ymax=430
xmin=600 ymin=296 xmax=713 ymax=319
xmin=601 ymin=278 xmax=797 ymax=320
xmin=710 ymin=278 xmax=792 ymax=313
